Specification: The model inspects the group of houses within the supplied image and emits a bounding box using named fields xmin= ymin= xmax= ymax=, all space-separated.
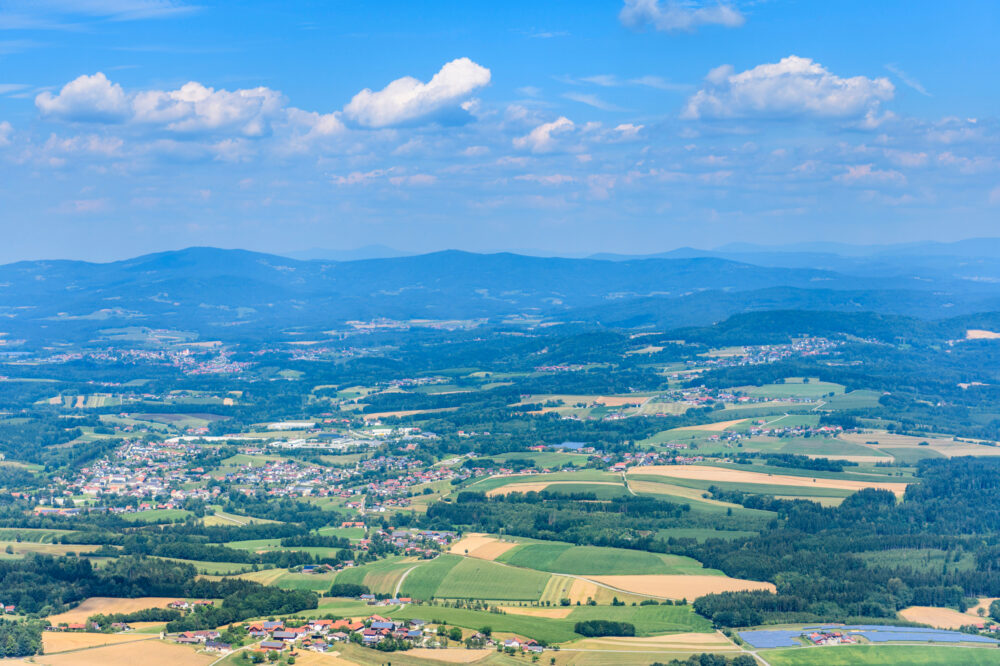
xmin=236 ymin=614 xmax=546 ymax=655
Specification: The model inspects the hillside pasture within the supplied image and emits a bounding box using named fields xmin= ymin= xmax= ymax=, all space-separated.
xmin=496 ymin=544 xmax=712 ymax=576
xmin=432 ymin=557 xmax=551 ymax=600
xmin=739 ymin=379 xmax=844 ymax=399
xmin=400 ymin=555 xmax=461 ymax=599
xmin=334 ymin=557 xmax=418 ymax=595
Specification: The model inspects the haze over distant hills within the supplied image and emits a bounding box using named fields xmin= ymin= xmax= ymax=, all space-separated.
xmin=5 ymin=242 xmax=1000 ymax=345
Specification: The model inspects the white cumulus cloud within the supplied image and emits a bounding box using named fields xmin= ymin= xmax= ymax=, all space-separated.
xmin=37 ymin=72 xmax=286 ymax=136
xmin=683 ymin=56 xmax=894 ymax=121
xmin=620 ymin=0 xmax=744 ymax=33
xmin=131 ymin=82 xmax=285 ymax=136
xmin=36 ymin=72 xmax=130 ymax=122
xmin=0 ymin=121 xmax=12 ymax=146
xmin=513 ymin=117 xmax=574 ymax=153
xmin=343 ymin=58 xmax=491 ymax=128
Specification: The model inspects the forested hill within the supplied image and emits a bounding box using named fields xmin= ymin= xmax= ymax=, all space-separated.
xmin=4 ymin=246 xmax=1000 ymax=343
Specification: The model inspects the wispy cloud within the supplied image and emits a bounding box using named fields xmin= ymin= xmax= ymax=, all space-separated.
xmin=885 ymin=63 xmax=931 ymax=97
xmin=0 ymin=0 xmax=198 ymax=31
xmin=563 ymin=92 xmax=627 ymax=112
xmin=558 ymin=73 xmax=689 ymax=92
xmin=620 ymin=0 xmax=745 ymax=33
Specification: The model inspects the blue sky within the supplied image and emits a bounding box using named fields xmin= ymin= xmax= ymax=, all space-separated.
xmin=1 ymin=0 xmax=998 ymax=262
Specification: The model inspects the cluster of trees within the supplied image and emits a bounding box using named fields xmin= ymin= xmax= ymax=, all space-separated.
xmin=329 ymin=583 xmax=369 ymax=597
xmin=0 ymin=619 xmax=46 ymax=657
xmin=88 ymin=608 xmax=183 ymax=630
xmin=573 ymin=620 xmax=635 ymax=637
xmin=165 ymin=583 xmax=317 ymax=631
xmin=732 ymin=452 xmax=857 ymax=472
xmin=652 ymin=656 xmax=756 ymax=666
xmin=424 ymin=491 xmax=760 ymax=549
xmin=684 ymin=460 xmax=1000 ymax=626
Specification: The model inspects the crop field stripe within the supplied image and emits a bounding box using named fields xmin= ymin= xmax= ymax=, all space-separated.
xmin=399 ymin=554 xmax=462 ymax=599
xmin=432 ymin=556 xmax=552 ymax=600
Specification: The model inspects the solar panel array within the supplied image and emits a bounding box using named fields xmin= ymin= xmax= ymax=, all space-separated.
xmin=739 ymin=624 xmax=1000 ymax=649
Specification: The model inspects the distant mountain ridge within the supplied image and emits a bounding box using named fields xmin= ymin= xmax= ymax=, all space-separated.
xmin=2 ymin=246 xmax=1000 ymax=344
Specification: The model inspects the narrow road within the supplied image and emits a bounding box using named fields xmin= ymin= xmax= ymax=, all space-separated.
xmin=212 ymin=512 xmax=247 ymax=526
xmin=622 ymin=472 xmax=636 ymax=495
xmin=394 ymin=565 xmax=420 ymax=597
xmin=209 ymin=643 xmax=253 ymax=665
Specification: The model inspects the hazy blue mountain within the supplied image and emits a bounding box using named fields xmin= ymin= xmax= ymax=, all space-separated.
xmin=2 ymin=246 xmax=1000 ymax=343
xmin=282 ymin=245 xmax=412 ymax=261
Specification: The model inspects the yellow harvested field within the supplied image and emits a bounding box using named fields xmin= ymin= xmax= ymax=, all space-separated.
xmin=969 ymin=598 xmax=999 ymax=617
xmin=631 ymin=465 xmax=909 ymax=496
xmin=500 ymin=606 xmax=574 ymax=618
xmin=0 ymin=541 xmax=102 ymax=557
xmin=570 ymin=631 xmax=738 ymax=651
xmin=43 ymin=631 xmax=155 ymax=653
xmin=486 ymin=481 xmax=622 ymax=497
xmin=286 ymin=651 xmax=354 ymax=666
xmin=406 ymin=648 xmax=491 ymax=662
xmin=681 ymin=419 xmax=748 ymax=432
xmin=899 ymin=603 xmax=996 ymax=629
xmin=448 ymin=534 xmax=519 ymax=560
xmin=47 ymin=597 xmax=182 ymax=624
xmin=589 ymin=574 xmax=775 ymax=599
xmin=899 ymin=606 xmax=977 ymax=629
xmin=541 ymin=575 xmax=658 ymax=605
xmin=967 ymin=329 xmax=1000 ymax=339
xmin=7 ymin=639 xmax=213 ymax=666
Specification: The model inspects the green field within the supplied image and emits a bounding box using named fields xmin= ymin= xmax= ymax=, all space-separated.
xmin=121 ymin=508 xmax=193 ymax=523
xmin=334 ymin=556 xmax=417 ymax=594
xmin=884 ymin=447 xmax=945 ymax=463
xmin=740 ymin=379 xmax=845 ymax=399
xmin=823 ymin=389 xmax=883 ymax=410
xmin=542 ymin=482 xmax=631 ymax=498
xmin=485 ymin=452 xmax=590 ymax=469
xmin=727 ymin=414 xmax=821 ymax=432
xmin=777 ymin=437 xmax=890 ymax=457
xmin=430 ymin=557 xmax=551 ymax=600
xmin=386 ymin=603 xmax=711 ymax=644
xmin=0 ymin=528 xmax=74 ymax=543
xmin=567 ymin=604 xmax=713 ymax=635
xmin=496 ymin=544 xmax=711 ymax=576
xmin=400 ymin=554 xmax=461 ymax=599
xmin=764 ymin=644 xmax=1000 ymax=665
xmin=391 ymin=605 xmax=578 ymax=644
